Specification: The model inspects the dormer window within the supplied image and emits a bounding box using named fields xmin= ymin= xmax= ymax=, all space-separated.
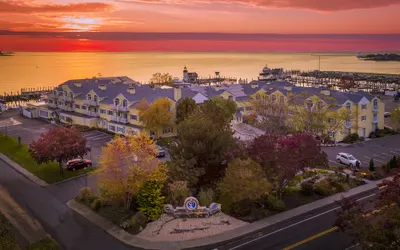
xmin=123 ymin=99 xmax=128 ymax=107
xmin=279 ymin=96 xmax=284 ymax=105
xmin=271 ymin=95 xmax=276 ymax=102
xmin=373 ymin=99 xmax=378 ymax=107
xmin=87 ymin=94 xmax=92 ymax=100
xmin=115 ymin=99 xmax=120 ymax=106
xmin=69 ymin=92 xmax=73 ymax=98
xmin=94 ymin=95 xmax=98 ymax=102
xmin=317 ymin=101 xmax=324 ymax=110
xmin=228 ymin=95 xmax=234 ymax=100
xmin=346 ymin=102 xmax=351 ymax=109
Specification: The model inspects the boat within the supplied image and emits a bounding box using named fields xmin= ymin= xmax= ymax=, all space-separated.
xmin=0 ymin=51 xmax=14 ymax=56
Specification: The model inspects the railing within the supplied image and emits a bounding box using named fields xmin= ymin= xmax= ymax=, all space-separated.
xmin=345 ymin=121 xmax=351 ymax=128
xmin=48 ymin=102 xmax=57 ymax=108
xmin=111 ymin=116 xmax=128 ymax=123
xmin=48 ymin=93 xmax=58 ymax=99
xmin=110 ymin=104 xmax=129 ymax=112
xmin=83 ymin=100 xmax=99 ymax=106
xmin=373 ymin=105 xmax=379 ymax=112
xmin=373 ymin=117 xmax=379 ymax=123
xmin=83 ymin=110 xmax=99 ymax=117
xmin=62 ymin=96 xmax=74 ymax=102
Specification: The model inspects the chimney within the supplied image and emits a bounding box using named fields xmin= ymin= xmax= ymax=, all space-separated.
xmin=99 ymin=84 xmax=107 ymax=91
xmin=174 ymin=87 xmax=181 ymax=101
xmin=251 ymin=82 xmax=259 ymax=89
xmin=284 ymin=86 xmax=292 ymax=91
xmin=215 ymin=85 xmax=220 ymax=91
xmin=127 ymin=86 xmax=135 ymax=94
xmin=74 ymin=82 xmax=82 ymax=87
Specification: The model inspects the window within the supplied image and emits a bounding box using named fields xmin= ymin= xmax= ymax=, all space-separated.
xmin=279 ymin=96 xmax=284 ymax=105
xmin=288 ymin=110 xmax=293 ymax=115
xmin=328 ymin=131 xmax=334 ymax=137
xmin=373 ymin=99 xmax=378 ymax=107
xmin=306 ymin=100 xmax=313 ymax=109
xmin=100 ymin=109 xmax=106 ymax=114
xmin=328 ymin=118 xmax=334 ymax=123
xmin=58 ymin=101 xmax=62 ymax=105
xmin=317 ymin=101 xmax=324 ymax=110
xmin=271 ymin=95 xmax=276 ymax=102
xmin=117 ymin=127 xmax=125 ymax=133
xmin=255 ymin=94 xmax=260 ymax=100
xmin=346 ymin=103 xmax=351 ymax=109
xmin=107 ymin=110 xmax=113 ymax=115
xmin=49 ymin=100 xmax=53 ymax=104
xmin=94 ymin=95 xmax=98 ymax=102
xmin=108 ymin=125 xmax=116 ymax=132
xmin=361 ymin=115 xmax=366 ymax=121
xmin=87 ymin=94 xmax=91 ymax=100
xmin=130 ymin=114 xmax=137 ymax=120
xmin=163 ymin=127 xmax=173 ymax=134
xmin=70 ymin=92 xmax=73 ymax=98
xmin=75 ymin=104 xmax=80 ymax=109
xmin=228 ymin=95 xmax=234 ymax=100
xmin=115 ymin=99 xmax=120 ymax=106
xmin=362 ymin=104 xmax=367 ymax=110
xmin=82 ymin=105 xmax=87 ymax=110
xmin=122 ymin=99 xmax=128 ymax=107
xmin=373 ymin=113 xmax=377 ymax=118
xmin=39 ymin=110 xmax=48 ymax=118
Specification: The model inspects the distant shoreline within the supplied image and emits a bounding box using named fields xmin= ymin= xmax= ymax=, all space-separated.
xmin=357 ymin=53 xmax=400 ymax=62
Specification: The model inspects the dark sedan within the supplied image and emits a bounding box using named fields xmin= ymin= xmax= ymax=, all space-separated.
xmin=66 ymin=159 xmax=92 ymax=171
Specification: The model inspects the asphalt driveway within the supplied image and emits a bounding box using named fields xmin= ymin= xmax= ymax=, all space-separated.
xmin=323 ymin=134 xmax=400 ymax=170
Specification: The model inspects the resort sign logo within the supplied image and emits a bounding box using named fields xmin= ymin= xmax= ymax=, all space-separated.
xmin=184 ymin=197 xmax=199 ymax=211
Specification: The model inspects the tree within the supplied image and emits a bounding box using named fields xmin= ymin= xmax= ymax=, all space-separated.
xmin=218 ymin=158 xmax=271 ymax=204
xmin=137 ymin=98 xmax=172 ymax=138
xmin=335 ymin=175 xmax=400 ymax=249
xmin=390 ymin=107 xmax=400 ymax=132
xmin=200 ymin=98 xmax=237 ymax=125
xmin=168 ymin=99 xmax=236 ymax=187
xmin=176 ymin=97 xmax=197 ymax=124
xmin=250 ymin=93 xmax=289 ymax=134
xmin=65 ymin=117 xmax=73 ymax=125
xmin=96 ymin=133 xmax=166 ymax=209
xmin=369 ymin=159 xmax=375 ymax=172
xmin=149 ymin=72 xmax=173 ymax=87
xmin=29 ymin=127 xmax=90 ymax=176
xmin=248 ymin=133 xmax=327 ymax=198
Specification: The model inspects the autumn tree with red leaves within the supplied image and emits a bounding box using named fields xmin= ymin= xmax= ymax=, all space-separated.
xmin=29 ymin=127 xmax=90 ymax=176
xmin=335 ymin=173 xmax=400 ymax=249
xmin=248 ymin=133 xmax=327 ymax=198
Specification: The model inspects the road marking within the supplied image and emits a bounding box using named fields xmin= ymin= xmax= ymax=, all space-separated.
xmin=373 ymin=154 xmax=385 ymax=159
xmin=344 ymin=243 xmax=360 ymax=250
xmin=379 ymin=185 xmax=387 ymax=190
xmin=364 ymin=156 xmax=371 ymax=160
xmin=382 ymin=153 xmax=391 ymax=156
xmin=227 ymin=192 xmax=378 ymax=250
xmin=284 ymin=200 xmax=393 ymax=250
xmin=282 ymin=227 xmax=339 ymax=250
xmin=390 ymin=151 xmax=399 ymax=155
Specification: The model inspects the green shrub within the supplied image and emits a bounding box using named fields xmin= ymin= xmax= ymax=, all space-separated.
xmin=130 ymin=211 xmax=148 ymax=234
xmin=198 ymin=188 xmax=215 ymax=206
xmin=91 ymin=198 xmax=103 ymax=211
xmin=390 ymin=156 xmax=398 ymax=169
xmin=288 ymin=174 xmax=303 ymax=186
xmin=137 ymin=181 xmax=165 ymax=221
xmin=331 ymin=181 xmax=349 ymax=192
xmin=76 ymin=187 xmax=96 ymax=203
xmin=231 ymin=199 xmax=253 ymax=217
xmin=26 ymin=237 xmax=59 ymax=250
xmin=167 ymin=181 xmax=190 ymax=206
xmin=314 ymin=180 xmax=333 ymax=196
xmin=300 ymin=181 xmax=314 ymax=196
xmin=343 ymin=133 xmax=360 ymax=143
xmin=359 ymin=137 xmax=365 ymax=142
xmin=0 ymin=214 xmax=17 ymax=250
xmin=369 ymin=159 xmax=375 ymax=172
xmin=265 ymin=195 xmax=286 ymax=212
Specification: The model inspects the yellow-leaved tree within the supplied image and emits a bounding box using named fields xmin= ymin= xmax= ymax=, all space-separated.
xmin=138 ymin=98 xmax=172 ymax=138
xmin=96 ymin=133 xmax=167 ymax=210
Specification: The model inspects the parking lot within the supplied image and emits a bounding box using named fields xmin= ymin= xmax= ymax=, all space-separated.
xmin=323 ymin=134 xmax=400 ymax=170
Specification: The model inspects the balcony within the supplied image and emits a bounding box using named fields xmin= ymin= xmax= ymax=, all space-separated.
xmin=48 ymin=102 xmax=57 ymax=108
xmin=62 ymin=96 xmax=74 ymax=102
xmin=373 ymin=105 xmax=379 ymax=112
xmin=83 ymin=100 xmax=99 ymax=107
xmin=48 ymin=93 xmax=58 ymax=99
xmin=373 ymin=117 xmax=379 ymax=123
xmin=345 ymin=121 xmax=351 ymax=128
xmin=84 ymin=110 xmax=99 ymax=117
xmin=111 ymin=116 xmax=129 ymax=124
xmin=110 ymin=104 xmax=129 ymax=112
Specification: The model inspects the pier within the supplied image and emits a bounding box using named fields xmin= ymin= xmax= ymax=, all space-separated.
xmin=0 ymin=87 xmax=54 ymax=109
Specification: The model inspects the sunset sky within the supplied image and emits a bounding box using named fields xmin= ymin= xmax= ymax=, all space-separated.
xmin=1 ymin=0 xmax=399 ymax=52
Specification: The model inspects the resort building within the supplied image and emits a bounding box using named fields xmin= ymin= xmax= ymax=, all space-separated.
xmin=26 ymin=73 xmax=384 ymax=141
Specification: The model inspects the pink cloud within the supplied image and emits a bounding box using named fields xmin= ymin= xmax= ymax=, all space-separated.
xmin=116 ymin=0 xmax=400 ymax=11
xmin=0 ymin=0 xmax=114 ymax=13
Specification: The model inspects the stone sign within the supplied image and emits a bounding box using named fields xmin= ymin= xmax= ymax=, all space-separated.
xmin=164 ymin=196 xmax=221 ymax=218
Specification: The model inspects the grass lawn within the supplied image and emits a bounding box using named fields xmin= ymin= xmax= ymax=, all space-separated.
xmin=0 ymin=213 xmax=18 ymax=250
xmin=26 ymin=237 xmax=59 ymax=250
xmin=0 ymin=134 xmax=92 ymax=184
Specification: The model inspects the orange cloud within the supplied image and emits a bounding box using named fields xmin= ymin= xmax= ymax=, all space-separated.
xmin=0 ymin=0 xmax=114 ymax=13
xmin=116 ymin=0 xmax=400 ymax=11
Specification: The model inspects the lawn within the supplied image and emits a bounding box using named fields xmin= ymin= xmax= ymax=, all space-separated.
xmin=26 ymin=237 xmax=59 ymax=250
xmin=0 ymin=134 xmax=92 ymax=184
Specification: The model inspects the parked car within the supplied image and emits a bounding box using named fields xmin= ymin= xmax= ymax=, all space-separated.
xmin=384 ymin=112 xmax=391 ymax=118
xmin=336 ymin=153 xmax=361 ymax=169
xmin=66 ymin=159 xmax=92 ymax=171
xmin=155 ymin=145 xmax=166 ymax=158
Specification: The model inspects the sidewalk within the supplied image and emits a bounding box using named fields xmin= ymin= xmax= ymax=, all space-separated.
xmin=0 ymin=185 xmax=47 ymax=244
xmin=68 ymin=177 xmax=386 ymax=250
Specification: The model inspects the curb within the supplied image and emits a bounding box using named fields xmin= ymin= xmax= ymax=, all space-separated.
xmin=67 ymin=178 xmax=389 ymax=250
xmin=0 ymin=153 xmax=49 ymax=187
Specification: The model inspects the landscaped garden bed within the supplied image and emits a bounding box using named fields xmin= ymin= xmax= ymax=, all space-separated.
xmin=0 ymin=134 xmax=92 ymax=184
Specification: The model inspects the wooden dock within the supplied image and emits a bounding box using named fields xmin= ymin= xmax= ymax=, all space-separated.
xmin=0 ymin=87 xmax=54 ymax=108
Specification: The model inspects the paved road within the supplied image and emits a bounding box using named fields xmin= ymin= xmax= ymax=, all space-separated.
xmin=215 ymin=188 xmax=379 ymax=250
xmin=323 ymin=134 xmax=400 ymax=170
xmin=0 ymin=160 xmax=136 ymax=250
